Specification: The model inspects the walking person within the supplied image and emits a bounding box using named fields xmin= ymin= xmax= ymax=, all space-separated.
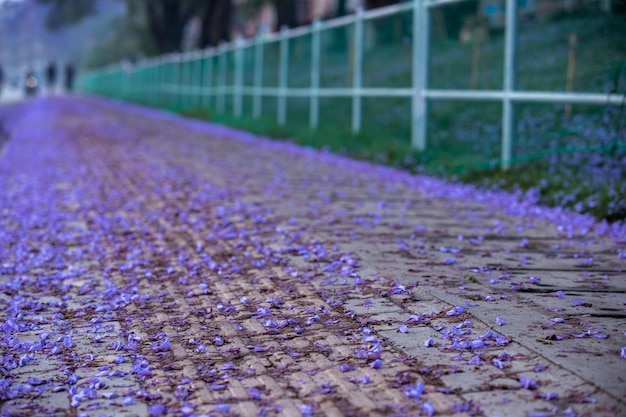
xmin=45 ymin=61 xmax=57 ymax=94
xmin=65 ymin=62 xmax=75 ymax=92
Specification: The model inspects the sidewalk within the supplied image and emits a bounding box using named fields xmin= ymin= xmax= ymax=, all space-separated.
xmin=0 ymin=96 xmax=624 ymax=417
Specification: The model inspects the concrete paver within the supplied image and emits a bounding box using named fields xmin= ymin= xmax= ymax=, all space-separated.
xmin=0 ymin=97 xmax=624 ymax=417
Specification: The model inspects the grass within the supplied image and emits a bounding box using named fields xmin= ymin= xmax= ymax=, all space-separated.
xmin=127 ymin=11 xmax=625 ymax=223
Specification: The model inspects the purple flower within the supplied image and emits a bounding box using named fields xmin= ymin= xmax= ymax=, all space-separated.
xmin=339 ymin=363 xmax=356 ymax=373
xmin=398 ymin=324 xmax=408 ymax=333
xmin=247 ymin=387 xmax=261 ymax=400
xmin=356 ymin=375 xmax=371 ymax=384
xmin=467 ymin=355 xmax=482 ymax=365
xmin=122 ymin=397 xmax=135 ymax=406
xmin=470 ymin=340 xmax=485 ymax=350
xmin=402 ymin=381 xmax=424 ymax=399
xmin=543 ymin=392 xmax=559 ymax=400
xmin=445 ymin=306 xmax=465 ymax=316
xmin=422 ymin=402 xmax=435 ymax=416
xmin=149 ymin=404 xmax=167 ymax=416
xmin=253 ymin=344 xmax=272 ymax=352
xmin=572 ymin=298 xmax=589 ymax=307
xmin=263 ymin=318 xmax=278 ymax=328
xmin=492 ymin=358 xmax=504 ymax=369
xmin=216 ymin=404 xmax=230 ymax=413
xmin=519 ymin=376 xmax=539 ymax=390
xmin=496 ymin=317 xmax=505 ymax=326
xmin=61 ymin=335 xmax=74 ymax=349
xmin=443 ymin=258 xmax=456 ymax=265
xmin=370 ymin=359 xmax=383 ymax=369
xmin=210 ymin=382 xmax=228 ymax=391
xmin=424 ymin=338 xmax=435 ymax=347
xmin=221 ymin=362 xmax=236 ymax=370
xmin=621 ymin=347 xmax=626 ymax=359
xmin=300 ymin=404 xmax=314 ymax=416
xmin=555 ymin=290 xmax=565 ymax=298
xmin=151 ymin=338 xmax=171 ymax=352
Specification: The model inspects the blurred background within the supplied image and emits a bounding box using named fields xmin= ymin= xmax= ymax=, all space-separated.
xmin=1 ymin=0 xmax=625 ymax=222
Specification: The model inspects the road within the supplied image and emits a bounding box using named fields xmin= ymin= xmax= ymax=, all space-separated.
xmin=0 ymin=96 xmax=624 ymax=417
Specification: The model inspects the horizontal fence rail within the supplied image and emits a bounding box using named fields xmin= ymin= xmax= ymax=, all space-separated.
xmin=78 ymin=0 xmax=624 ymax=170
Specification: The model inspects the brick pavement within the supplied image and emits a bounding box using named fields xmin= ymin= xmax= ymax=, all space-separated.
xmin=0 ymin=97 xmax=624 ymax=417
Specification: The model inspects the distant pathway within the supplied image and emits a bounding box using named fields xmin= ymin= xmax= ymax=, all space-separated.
xmin=0 ymin=96 xmax=624 ymax=417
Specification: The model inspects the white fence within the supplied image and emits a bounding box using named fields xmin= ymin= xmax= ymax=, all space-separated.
xmin=81 ymin=0 xmax=624 ymax=169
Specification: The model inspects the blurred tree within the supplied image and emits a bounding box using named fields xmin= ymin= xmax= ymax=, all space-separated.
xmin=273 ymin=0 xmax=298 ymax=29
xmin=35 ymin=0 xmax=98 ymax=30
xmin=197 ymin=0 xmax=234 ymax=47
xmin=37 ymin=0 xmax=236 ymax=54
xmin=140 ymin=0 xmax=197 ymax=53
xmin=364 ymin=0 xmax=400 ymax=9
xmin=336 ymin=0 xmax=348 ymax=16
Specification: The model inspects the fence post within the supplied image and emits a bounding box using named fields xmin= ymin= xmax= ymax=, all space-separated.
xmin=167 ymin=55 xmax=174 ymax=107
xmin=218 ymin=43 xmax=226 ymax=114
xmin=254 ymin=28 xmax=266 ymax=119
xmin=411 ymin=0 xmax=429 ymax=151
xmin=310 ymin=19 xmax=322 ymax=129
xmin=278 ymin=26 xmax=289 ymax=126
xmin=202 ymin=48 xmax=213 ymax=110
xmin=352 ymin=7 xmax=364 ymax=134
xmin=234 ymin=37 xmax=244 ymax=117
xmin=156 ymin=55 xmax=162 ymax=107
xmin=502 ymin=0 xmax=517 ymax=170
xmin=177 ymin=54 xmax=184 ymax=109
xmin=122 ymin=61 xmax=130 ymax=102
xmin=193 ymin=51 xmax=202 ymax=109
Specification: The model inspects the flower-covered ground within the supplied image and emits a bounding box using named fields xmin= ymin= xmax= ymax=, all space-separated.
xmin=0 ymin=97 xmax=624 ymax=417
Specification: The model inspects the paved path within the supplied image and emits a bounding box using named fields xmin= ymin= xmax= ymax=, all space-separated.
xmin=1 ymin=97 xmax=624 ymax=417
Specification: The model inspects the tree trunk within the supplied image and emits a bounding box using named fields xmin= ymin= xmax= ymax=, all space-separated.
xmin=365 ymin=0 xmax=399 ymax=9
xmin=145 ymin=1 xmax=192 ymax=54
xmin=273 ymin=0 xmax=297 ymax=30
xmin=198 ymin=0 xmax=233 ymax=48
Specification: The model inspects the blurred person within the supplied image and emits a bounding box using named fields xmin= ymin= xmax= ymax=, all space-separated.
xmin=45 ymin=61 xmax=57 ymax=93
xmin=65 ymin=62 xmax=75 ymax=91
xmin=24 ymin=70 xmax=39 ymax=97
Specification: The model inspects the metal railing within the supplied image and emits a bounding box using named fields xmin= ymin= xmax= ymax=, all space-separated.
xmin=78 ymin=0 xmax=624 ymax=169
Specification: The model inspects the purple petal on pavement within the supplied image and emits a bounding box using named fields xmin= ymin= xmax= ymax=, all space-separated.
xmin=402 ymin=381 xmax=424 ymax=399
xmin=339 ymin=363 xmax=356 ymax=372
xmin=422 ymin=402 xmax=435 ymax=416
xmin=247 ymin=387 xmax=262 ymax=400
xmin=300 ymin=404 xmax=314 ymax=416
xmin=445 ymin=306 xmax=465 ymax=316
xmin=210 ymin=382 xmax=228 ymax=391
xmin=496 ymin=317 xmax=506 ymax=326
xmin=543 ymin=392 xmax=559 ymax=400
xmin=492 ymin=359 xmax=505 ymax=369
xmin=370 ymin=359 xmax=383 ymax=369
xmin=519 ymin=376 xmax=539 ymax=390
xmin=398 ymin=323 xmax=408 ymax=333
